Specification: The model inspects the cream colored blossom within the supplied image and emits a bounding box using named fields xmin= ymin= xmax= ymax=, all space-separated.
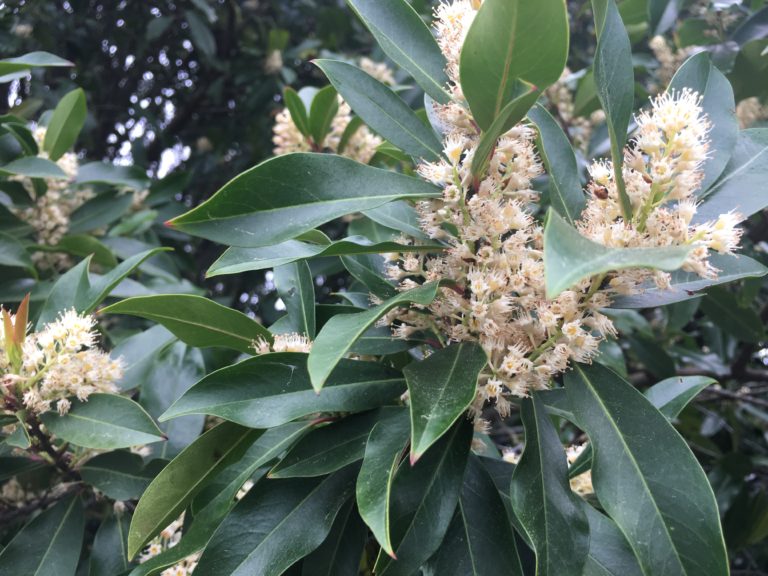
xmin=253 ymin=332 xmax=312 ymax=355
xmin=736 ymin=97 xmax=768 ymax=129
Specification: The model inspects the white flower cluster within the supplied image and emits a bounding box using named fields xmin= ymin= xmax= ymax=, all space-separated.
xmin=578 ymin=88 xmax=743 ymax=291
xmin=648 ymin=36 xmax=701 ymax=90
xmin=254 ymin=332 xmax=312 ymax=355
xmin=380 ymin=1 xmax=741 ymax=416
xmin=272 ymin=58 xmax=394 ymax=164
xmin=1 ymin=309 xmax=123 ymax=415
xmin=545 ymin=69 xmax=606 ymax=151
xmin=736 ymin=97 xmax=768 ymax=129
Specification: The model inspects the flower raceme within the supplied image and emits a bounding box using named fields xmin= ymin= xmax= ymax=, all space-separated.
xmin=0 ymin=307 xmax=123 ymax=416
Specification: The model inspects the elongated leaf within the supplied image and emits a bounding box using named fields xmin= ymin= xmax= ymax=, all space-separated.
xmin=308 ymin=85 xmax=339 ymax=148
xmin=161 ymin=353 xmax=405 ymax=427
xmin=582 ymin=504 xmax=644 ymax=576
xmin=375 ymin=419 xmax=472 ymax=576
xmin=529 ymin=104 xmax=586 ymax=225
xmin=648 ymin=0 xmax=682 ymax=35
xmin=565 ymin=363 xmax=729 ymax=576
xmin=270 ymin=408 xmax=400 ymax=478
xmin=168 ymin=153 xmax=440 ymax=248
xmin=103 ymin=294 xmax=270 ymax=354
xmin=90 ymin=513 xmax=131 ymax=576
xmin=80 ymin=451 xmax=159 ymax=500
xmin=195 ymin=466 xmax=358 ymax=575
xmin=0 ymin=232 xmax=34 ymax=274
xmin=610 ymin=253 xmax=768 ymax=308
xmin=426 ymin=455 xmax=524 ymax=576
xmin=470 ymin=84 xmax=540 ymax=176
xmin=40 ymin=394 xmax=163 ymax=450
xmin=75 ymin=161 xmax=150 ymax=189
xmin=37 ymin=248 xmax=168 ymax=329
xmin=0 ymin=156 xmax=67 ymax=179
xmin=0 ymin=495 xmax=84 ymax=575
xmin=308 ymin=282 xmax=439 ymax=391
xmin=207 ymin=236 xmax=442 ymax=276
xmin=129 ymin=423 xmax=309 ymax=576
xmin=592 ymin=0 xmax=634 ymax=218
xmin=695 ymin=129 xmax=768 ymax=222
xmin=510 ymin=394 xmax=589 ymax=576
xmin=363 ymin=201 xmax=429 ymax=239
xmin=127 ymin=421 xmax=261 ymax=559
xmin=316 ymin=59 xmax=443 ymax=161
xmin=356 ymin=410 xmax=410 ymax=557
xmin=43 ymin=88 xmax=87 ymax=161
xmin=459 ymin=0 xmax=568 ymax=130
xmin=302 ymin=500 xmax=367 ymax=576
xmin=701 ymin=286 xmax=764 ymax=343
xmin=669 ymin=52 xmax=738 ymax=194
xmin=543 ymin=209 xmax=691 ymax=298
xmin=283 ymin=87 xmax=311 ymax=138
xmin=0 ymin=51 xmax=73 ymax=78
xmin=274 ymin=261 xmax=316 ymax=338
xmin=346 ymin=0 xmax=449 ymax=103
xmin=341 ymin=253 xmax=396 ymax=299
xmin=405 ymin=342 xmax=487 ymax=461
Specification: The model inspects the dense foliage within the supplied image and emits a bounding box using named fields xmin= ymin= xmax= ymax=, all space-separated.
xmin=1 ymin=1 xmax=768 ymax=575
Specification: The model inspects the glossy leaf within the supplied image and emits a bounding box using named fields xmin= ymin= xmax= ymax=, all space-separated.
xmin=103 ymin=294 xmax=271 ymax=354
xmin=0 ymin=156 xmax=67 ymax=179
xmin=207 ymin=236 xmax=442 ymax=276
xmin=127 ymin=421 xmax=261 ymax=559
xmin=529 ymin=104 xmax=586 ymax=225
xmin=40 ymin=394 xmax=163 ymax=450
xmin=161 ymin=353 xmax=405 ymax=427
xmin=75 ymin=161 xmax=150 ymax=189
xmin=301 ymin=500 xmax=368 ymax=576
xmin=459 ymin=0 xmax=568 ymax=130
xmin=669 ymin=52 xmax=737 ymax=193
xmin=510 ymin=394 xmax=589 ymax=576
xmin=592 ymin=0 xmax=634 ymax=219
xmin=194 ymin=466 xmax=358 ymax=575
xmin=90 ymin=513 xmax=131 ymax=576
xmin=274 ymin=261 xmax=316 ymax=338
xmin=543 ymin=209 xmax=691 ymax=298
xmin=695 ymin=129 xmax=768 ymax=222
xmin=356 ymin=410 xmax=410 ymax=557
xmin=426 ymin=455 xmax=524 ymax=576
xmin=345 ymin=0 xmax=450 ymax=103
xmin=80 ymin=451 xmax=159 ymax=501
xmin=565 ymin=363 xmax=729 ymax=576
xmin=168 ymin=153 xmax=440 ymax=248
xmin=308 ymin=282 xmax=439 ymax=391
xmin=341 ymin=253 xmax=396 ymax=299
xmin=316 ymin=59 xmax=443 ymax=161
xmin=0 ymin=232 xmax=34 ymax=274
xmin=700 ymin=286 xmax=764 ymax=343
xmin=645 ymin=375 xmax=717 ymax=419
xmin=405 ymin=342 xmax=487 ymax=461
xmin=269 ymin=409 xmax=401 ymax=478
xmin=610 ymin=253 xmax=768 ymax=308
xmin=308 ymin=85 xmax=339 ymax=148
xmin=374 ymin=419 xmax=472 ymax=576
xmin=43 ymin=88 xmax=87 ymax=161
xmin=582 ymin=504 xmax=644 ymax=576
xmin=0 ymin=51 xmax=72 ymax=78
xmin=0 ymin=496 xmax=84 ymax=575
xmin=283 ymin=87 xmax=311 ymax=138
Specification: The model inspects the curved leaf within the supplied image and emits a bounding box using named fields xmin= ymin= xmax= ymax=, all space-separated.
xmin=0 ymin=232 xmax=34 ymax=274
xmin=0 ymin=156 xmax=67 ymax=179
xmin=43 ymin=88 xmax=87 ymax=161
xmin=40 ymin=394 xmax=164 ymax=450
xmin=582 ymin=504 xmax=644 ymax=576
xmin=161 ymin=353 xmax=405 ymax=427
xmin=510 ymin=394 xmax=589 ymax=576
xmin=80 ymin=451 xmax=158 ymax=501
xmin=301 ymin=500 xmax=368 ymax=576
xmin=168 ymin=153 xmax=440 ymax=248
xmin=90 ymin=512 xmax=131 ymax=576
xmin=0 ymin=51 xmax=73 ymax=78
xmin=274 ymin=261 xmax=316 ymax=338
xmin=316 ymin=59 xmax=443 ymax=161
xmin=308 ymin=85 xmax=339 ymax=148
xmin=405 ymin=342 xmax=487 ymax=461
xmin=283 ymin=87 xmax=311 ymax=138
xmin=565 ymin=363 xmax=729 ymax=576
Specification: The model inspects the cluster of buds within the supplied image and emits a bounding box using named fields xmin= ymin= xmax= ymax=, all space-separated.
xmin=253 ymin=332 xmax=312 ymax=355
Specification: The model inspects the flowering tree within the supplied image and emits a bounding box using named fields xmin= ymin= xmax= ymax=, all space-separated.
xmin=2 ymin=0 xmax=768 ymax=574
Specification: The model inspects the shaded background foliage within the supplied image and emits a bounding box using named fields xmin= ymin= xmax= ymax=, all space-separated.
xmin=1 ymin=0 xmax=768 ymax=573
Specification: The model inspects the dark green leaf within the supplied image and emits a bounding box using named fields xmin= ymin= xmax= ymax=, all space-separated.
xmin=283 ymin=87 xmax=311 ymax=139
xmin=341 ymin=253 xmax=396 ymax=299
xmin=0 ymin=51 xmax=73 ymax=79
xmin=510 ymin=394 xmax=589 ymax=576
xmin=405 ymin=342 xmax=487 ymax=461
xmin=75 ymin=162 xmax=150 ymax=189
xmin=316 ymin=59 xmax=443 ymax=161
xmin=168 ymin=153 xmax=440 ymax=248
xmin=345 ymin=0 xmax=450 ymax=103
xmin=161 ymin=353 xmax=405 ymax=427
xmin=301 ymin=500 xmax=368 ymax=576
xmin=68 ymin=190 xmax=134 ymax=234
xmin=0 ymin=232 xmax=34 ymax=274
xmin=195 ymin=466 xmax=358 ymax=576
xmin=80 ymin=451 xmax=158 ymax=501
xmin=355 ymin=410 xmax=410 ymax=557
xmin=308 ymin=85 xmax=339 ymax=148
xmin=308 ymin=282 xmax=439 ymax=391
xmin=0 ymin=156 xmax=67 ymax=179
xmin=459 ymin=0 xmax=569 ymax=130
xmin=565 ymin=363 xmax=729 ymax=576
xmin=582 ymin=504 xmax=644 ymax=576
xmin=648 ymin=0 xmax=682 ymax=35
xmin=529 ymin=104 xmax=586 ymax=225
xmin=185 ymin=10 xmax=216 ymax=58
xmin=700 ymin=286 xmax=764 ymax=343
xmin=102 ymin=294 xmax=271 ymax=354
xmin=0 ymin=496 xmax=84 ymax=576
xmin=52 ymin=234 xmax=117 ymax=268
xmin=127 ymin=421 xmax=262 ymax=559
xmin=43 ymin=88 xmax=87 ymax=161
xmin=274 ymin=261 xmax=316 ymax=338
xmin=425 ymin=455 xmax=524 ymax=576
xmin=40 ymin=394 xmax=164 ymax=450
xmin=89 ymin=512 xmax=131 ymax=576
xmin=543 ymin=209 xmax=691 ymax=298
